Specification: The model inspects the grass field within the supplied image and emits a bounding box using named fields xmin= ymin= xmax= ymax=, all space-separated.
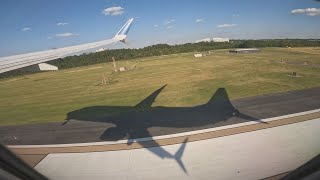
xmin=1 ymin=47 xmax=320 ymax=126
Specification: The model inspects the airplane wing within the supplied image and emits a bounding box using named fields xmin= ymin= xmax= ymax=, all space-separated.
xmin=0 ymin=18 xmax=134 ymax=74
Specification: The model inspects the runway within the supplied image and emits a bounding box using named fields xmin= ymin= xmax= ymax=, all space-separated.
xmin=1 ymin=87 xmax=320 ymax=145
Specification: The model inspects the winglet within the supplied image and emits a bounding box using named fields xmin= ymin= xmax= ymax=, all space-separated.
xmin=113 ymin=18 xmax=134 ymax=43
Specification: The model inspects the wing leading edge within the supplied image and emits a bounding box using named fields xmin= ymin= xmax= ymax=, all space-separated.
xmin=0 ymin=18 xmax=134 ymax=74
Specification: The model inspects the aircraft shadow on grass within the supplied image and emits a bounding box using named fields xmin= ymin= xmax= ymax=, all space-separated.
xmin=64 ymin=85 xmax=266 ymax=174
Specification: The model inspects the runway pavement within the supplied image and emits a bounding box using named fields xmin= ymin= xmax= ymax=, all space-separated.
xmin=1 ymin=87 xmax=319 ymax=145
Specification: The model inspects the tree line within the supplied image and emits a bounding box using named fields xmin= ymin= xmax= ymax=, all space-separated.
xmin=1 ymin=39 xmax=319 ymax=79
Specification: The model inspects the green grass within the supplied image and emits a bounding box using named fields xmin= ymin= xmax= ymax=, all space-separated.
xmin=0 ymin=47 xmax=320 ymax=126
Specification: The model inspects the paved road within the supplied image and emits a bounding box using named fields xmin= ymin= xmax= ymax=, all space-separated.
xmin=1 ymin=87 xmax=319 ymax=145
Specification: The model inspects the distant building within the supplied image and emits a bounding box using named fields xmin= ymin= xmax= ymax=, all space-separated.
xmin=212 ymin=38 xmax=229 ymax=42
xmin=195 ymin=38 xmax=211 ymax=43
xmin=119 ymin=67 xmax=127 ymax=72
xmin=229 ymin=48 xmax=260 ymax=54
xmin=194 ymin=53 xmax=203 ymax=57
xmin=95 ymin=48 xmax=108 ymax=52
xmin=21 ymin=63 xmax=58 ymax=72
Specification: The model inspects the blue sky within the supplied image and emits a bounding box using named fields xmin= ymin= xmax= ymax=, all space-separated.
xmin=0 ymin=0 xmax=319 ymax=57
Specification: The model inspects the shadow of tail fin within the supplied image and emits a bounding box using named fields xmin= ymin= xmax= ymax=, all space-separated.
xmin=174 ymin=138 xmax=189 ymax=174
xmin=206 ymin=88 xmax=230 ymax=105
xmin=135 ymin=85 xmax=167 ymax=111
xmin=205 ymin=88 xmax=236 ymax=110
xmin=205 ymin=88 xmax=268 ymax=124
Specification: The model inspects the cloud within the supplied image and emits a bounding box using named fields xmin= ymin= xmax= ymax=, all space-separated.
xmin=55 ymin=33 xmax=79 ymax=37
xmin=291 ymin=9 xmax=305 ymax=14
xmin=154 ymin=24 xmax=159 ymax=27
xmin=195 ymin=19 xmax=204 ymax=23
xmin=217 ymin=24 xmax=237 ymax=28
xmin=164 ymin=19 xmax=175 ymax=25
xmin=233 ymin=14 xmax=240 ymax=17
xmin=47 ymin=36 xmax=53 ymax=39
xmin=102 ymin=6 xmax=124 ymax=16
xmin=291 ymin=8 xmax=320 ymax=16
xmin=21 ymin=27 xmax=31 ymax=31
xmin=162 ymin=19 xmax=176 ymax=29
xmin=57 ymin=22 xmax=69 ymax=26
xmin=305 ymin=8 xmax=320 ymax=16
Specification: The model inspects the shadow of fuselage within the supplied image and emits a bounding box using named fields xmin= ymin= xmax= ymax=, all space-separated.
xmin=65 ymin=85 xmax=265 ymax=174
xmin=66 ymin=85 xmax=262 ymax=141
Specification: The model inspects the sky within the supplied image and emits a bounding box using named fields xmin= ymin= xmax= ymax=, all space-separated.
xmin=0 ymin=0 xmax=319 ymax=57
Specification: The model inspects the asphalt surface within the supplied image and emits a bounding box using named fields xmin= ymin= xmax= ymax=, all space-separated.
xmin=0 ymin=87 xmax=319 ymax=145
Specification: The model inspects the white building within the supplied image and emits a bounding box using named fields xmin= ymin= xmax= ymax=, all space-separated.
xmin=22 ymin=63 xmax=58 ymax=72
xmin=195 ymin=38 xmax=211 ymax=43
xmin=194 ymin=53 xmax=203 ymax=58
xmin=229 ymin=48 xmax=260 ymax=54
xmin=95 ymin=48 xmax=108 ymax=52
xmin=119 ymin=67 xmax=127 ymax=72
xmin=212 ymin=38 xmax=229 ymax=42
